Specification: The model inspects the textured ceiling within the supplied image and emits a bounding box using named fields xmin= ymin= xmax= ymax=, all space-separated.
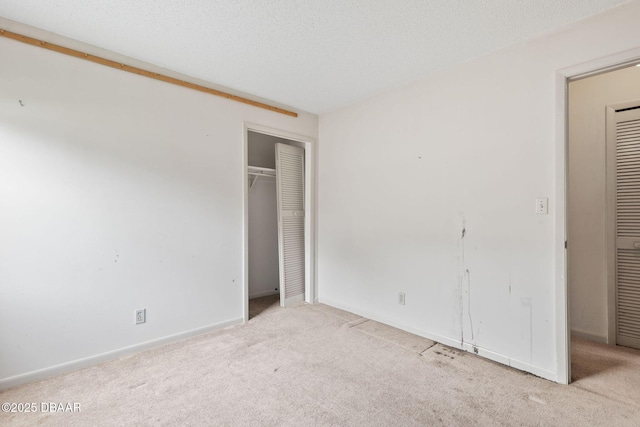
xmin=0 ymin=0 xmax=629 ymax=113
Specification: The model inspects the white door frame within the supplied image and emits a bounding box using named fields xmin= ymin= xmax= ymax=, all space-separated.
xmin=557 ymin=47 xmax=640 ymax=384
xmin=242 ymin=122 xmax=316 ymax=322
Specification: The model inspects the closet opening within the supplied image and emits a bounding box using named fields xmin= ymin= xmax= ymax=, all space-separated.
xmin=560 ymin=48 xmax=640 ymax=384
xmin=243 ymin=125 xmax=315 ymax=321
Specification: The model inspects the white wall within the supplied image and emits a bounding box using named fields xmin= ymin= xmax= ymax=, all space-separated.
xmin=248 ymin=132 xmax=279 ymax=169
xmin=568 ymin=66 xmax=640 ymax=342
xmin=248 ymin=178 xmax=279 ymax=298
xmin=317 ymin=1 xmax=640 ymax=382
xmin=0 ymin=22 xmax=317 ymax=387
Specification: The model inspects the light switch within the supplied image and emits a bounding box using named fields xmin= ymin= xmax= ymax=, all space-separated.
xmin=535 ymin=197 xmax=548 ymax=215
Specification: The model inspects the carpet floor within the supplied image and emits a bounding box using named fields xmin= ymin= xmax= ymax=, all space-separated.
xmin=1 ymin=295 xmax=639 ymax=426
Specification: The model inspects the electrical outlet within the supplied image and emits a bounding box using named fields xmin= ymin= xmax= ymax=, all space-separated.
xmin=135 ymin=309 xmax=146 ymax=325
xmin=535 ymin=197 xmax=548 ymax=215
xmin=398 ymin=292 xmax=405 ymax=305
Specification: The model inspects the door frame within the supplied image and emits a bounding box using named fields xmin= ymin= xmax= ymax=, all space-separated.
xmin=558 ymin=47 xmax=640 ymax=384
xmin=242 ymin=122 xmax=316 ymax=322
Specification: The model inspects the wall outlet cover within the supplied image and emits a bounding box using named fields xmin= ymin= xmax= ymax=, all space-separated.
xmin=135 ymin=309 xmax=146 ymax=325
xmin=535 ymin=197 xmax=548 ymax=215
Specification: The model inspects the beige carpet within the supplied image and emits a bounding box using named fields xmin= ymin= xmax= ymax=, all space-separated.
xmin=1 ymin=296 xmax=639 ymax=426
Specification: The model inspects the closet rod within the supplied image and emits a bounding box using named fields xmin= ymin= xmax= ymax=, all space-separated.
xmin=248 ymin=166 xmax=276 ymax=177
xmin=248 ymin=167 xmax=275 ymax=189
xmin=0 ymin=28 xmax=298 ymax=118
xmin=248 ymin=171 xmax=276 ymax=177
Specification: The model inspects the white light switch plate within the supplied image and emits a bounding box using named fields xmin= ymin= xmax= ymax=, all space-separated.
xmin=535 ymin=197 xmax=548 ymax=215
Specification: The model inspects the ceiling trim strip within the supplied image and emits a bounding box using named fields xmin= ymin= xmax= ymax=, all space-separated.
xmin=0 ymin=28 xmax=298 ymax=118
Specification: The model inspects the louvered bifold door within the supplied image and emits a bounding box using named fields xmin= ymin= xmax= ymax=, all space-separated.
xmin=615 ymin=107 xmax=640 ymax=350
xmin=275 ymin=143 xmax=305 ymax=307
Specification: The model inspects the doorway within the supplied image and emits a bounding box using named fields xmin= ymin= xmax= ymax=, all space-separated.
xmin=243 ymin=124 xmax=315 ymax=322
xmin=566 ymin=60 xmax=640 ymax=381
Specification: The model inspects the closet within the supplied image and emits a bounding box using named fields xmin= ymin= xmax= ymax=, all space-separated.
xmin=247 ymin=131 xmax=306 ymax=307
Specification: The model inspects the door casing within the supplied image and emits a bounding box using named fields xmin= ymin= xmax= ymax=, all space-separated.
xmin=242 ymin=123 xmax=316 ymax=322
xmin=559 ymin=47 xmax=640 ymax=384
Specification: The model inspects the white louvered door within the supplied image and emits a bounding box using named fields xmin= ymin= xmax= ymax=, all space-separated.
xmin=615 ymin=107 xmax=640 ymax=349
xmin=275 ymin=143 xmax=305 ymax=307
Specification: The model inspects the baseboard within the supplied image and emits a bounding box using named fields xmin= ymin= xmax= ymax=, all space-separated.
xmin=0 ymin=317 xmax=243 ymax=391
xmin=249 ymin=289 xmax=279 ymax=299
xmin=318 ymin=297 xmax=558 ymax=383
xmin=571 ymin=328 xmax=608 ymax=344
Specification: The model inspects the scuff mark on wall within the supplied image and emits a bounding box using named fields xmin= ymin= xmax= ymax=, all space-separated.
xmin=458 ymin=274 xmax=464 ymax=346
xmin=466 ymin=268 xmax=474 ymax=341
xmin=458 ymin=216 xmax=470 ymax=347
xmin=456 ymin=217 xmax=477 ymax=346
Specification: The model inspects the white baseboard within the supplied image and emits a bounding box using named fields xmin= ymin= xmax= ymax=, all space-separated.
xmin=571 ymin=328 xmax=608 ymax=344
xmin=0 ymin=317 xmax=243 ymax=391
xmin=318 ymin=297 xmax=558 ymax=383
xmin=249 ymin=289 xmax=279 ymax=299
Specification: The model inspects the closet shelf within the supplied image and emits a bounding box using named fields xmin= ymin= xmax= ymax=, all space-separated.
xmin=248 ymin=166 xmax=276 ymax=189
